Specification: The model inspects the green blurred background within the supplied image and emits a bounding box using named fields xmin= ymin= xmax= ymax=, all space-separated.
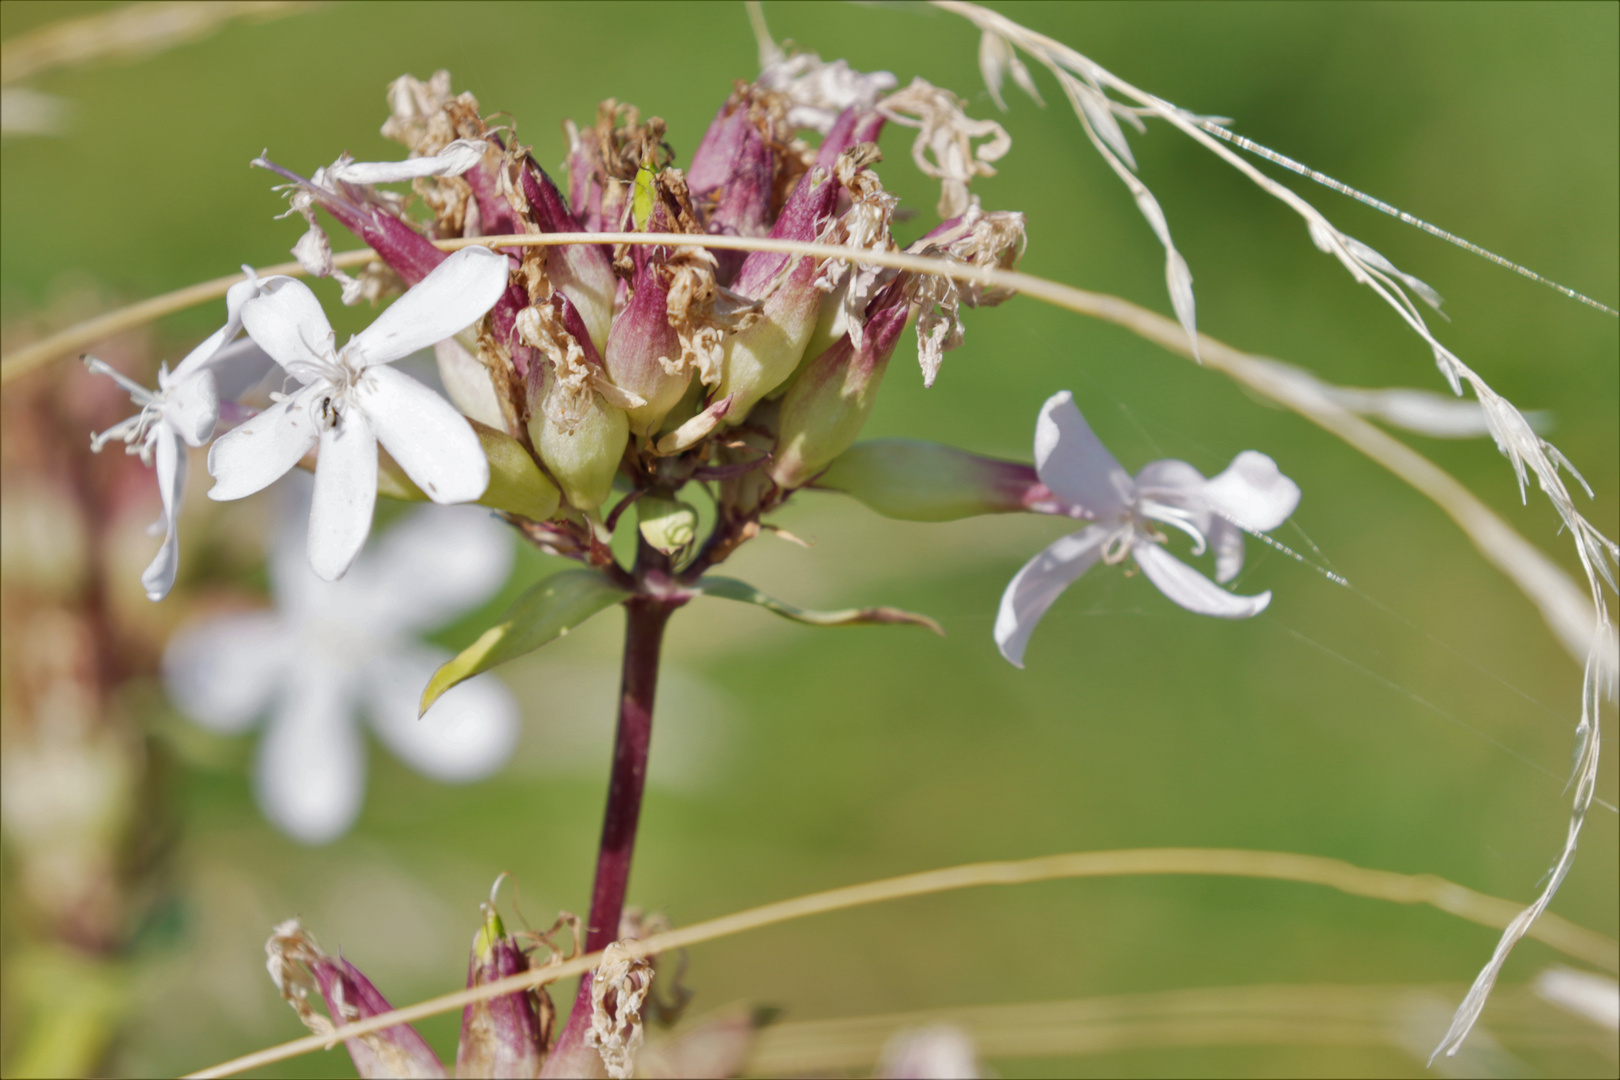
xmin=1 ymin=2 xmax=1615 ymax=1076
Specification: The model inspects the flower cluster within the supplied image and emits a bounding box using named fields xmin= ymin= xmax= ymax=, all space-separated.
xmin=88 ymin=60 xmax=1302 ymax=686
xmin=77 ymin=46 xmax=1310 ymax=1080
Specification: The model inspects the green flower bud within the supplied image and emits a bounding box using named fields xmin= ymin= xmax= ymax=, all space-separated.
xmin=815 ymin=438 xmax=1052 ymax=521
xmin=769 ymin=283 xmax=909 ymax=489
xmin=637 ymin=495 xmax=698 ymax=556
xmin=528 ymin=393 xmax=629 ymax=514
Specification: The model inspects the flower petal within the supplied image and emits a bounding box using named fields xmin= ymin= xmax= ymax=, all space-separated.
xmin=206 ymin=384 xmax=322 ymax=501
xmin=1134 ymin=458 xmax=1206 ymax=503
xmin=994 ymin=525 xmax=1110 ymax=668
xmin=347 ymin=247 xmax=510 ymax=368
xmin=1033 ymin=391 xmax=1132 ymax=517
xmin=433 ymin=337 xmax=507 ymax=430
xmin=363 ymin=644 xmax=518 ymax=781
xmin=209 ymin=336 xmax=278 ymax=402
xmin=1202 ymin=450 xmax=1300 ymax=532
xmin=326 ymin=139 xmax=486 ymax=185
xmin=255 ymin=663 xmax=365 ymax=844
xmin=308 ymin=408 xmax=378 ymax=581
xmin=140 ymin=428 xmax=186 ymax=600
xmin=355 ymin=365 xmax=488 ymax=503
xmin=240 ymin=276 xmax=336 ymax=381
xmin=1207 ymin=517 xmax=1247 ymax=585
xmin=364 ymin=504 xmax=513 ymax=633
xmin=163 ymin=611 xmax=288 ymax=733
xmin=167 ymin=273 xmax=264 ymax=383
xmin=1134 ymin=540 xmax=1271 ymax=619
xmin=161 ymin=368 xmax=221 ymax=447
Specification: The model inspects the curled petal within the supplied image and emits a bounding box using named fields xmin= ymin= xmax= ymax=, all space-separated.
xmin=255 ymin=664 xmax=365 ymax=845
xmin=163 ymin=611 xmax=287 ymax=734
xmin=1134 ymin=540 xmax=1270 ymax=619
xmin=994 ymin=525 xmax=1110 ymax=668
xmin=206 ymin=384 xmax=322 ymax=501
xmin=1202 ymin=450 xmax=1301 ymax=532
xmin=308 ymin=409 xmax=379 ymax=581
xmin=356 ymin=365 xmax=488 ymax=504
xmin=241 ymin=277 xmax=336 ymax=379
xmin=348 ymin=247 xmax=510 ymax=368
xmin=326 ymin=139 xmax=486 ymax=185
xmin=364 ymin=645 xmax=519 ymax=782
xmin=141 ymin=427 xmax=186 ymax=600
xmin=1034 ymin=391 xmax=1132 ymax=517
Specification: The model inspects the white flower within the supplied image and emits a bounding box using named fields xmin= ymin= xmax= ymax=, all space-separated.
xmin=995 ymin=391 xmax=1301 ymax=667
xmin=208 ymin=245 xmax=509 ymax=581
xmin=87 ymin=274 xmax=274 ymax=600
xmin=163 ymin=490 xmax=519 ymax=845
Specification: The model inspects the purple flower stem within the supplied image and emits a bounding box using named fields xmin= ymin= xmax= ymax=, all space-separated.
xmin=543 ymin=537 xmax=681 ymax=1075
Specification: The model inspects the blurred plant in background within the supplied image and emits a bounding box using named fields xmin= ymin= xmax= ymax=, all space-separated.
xmin=1 ymin=2 xmax=1615 ymax=1078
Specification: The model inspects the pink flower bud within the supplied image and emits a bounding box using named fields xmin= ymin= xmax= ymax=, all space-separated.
xmin=814 ymin=439 xmax=1057 ymax=521
xmin=770 ymin=281 xmax=909 ymax=488
xmin=457 ymin=905 xmax=549 ymax=1079
xmin=266 ymin=919 xmax=448 ymax=1079
xmin=605 ymin=211 xmax=691 ymax=436
xmin=714 ymin=162 xmax=843 ymax=421
xmin=255 ymin=158 xmax=448 ymax=286
xmin=519 ymin=159 xmax=616 ymax=354
xmin=690 ymin=90 xmax=778 ymax=285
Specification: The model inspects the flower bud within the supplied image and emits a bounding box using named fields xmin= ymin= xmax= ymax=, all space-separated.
xmin=689 ymin=88 xmax=778 ymax=286
xmin=814 ymin=439 xmax=1054 ymax=521
xmin=457 ymin=904 xmax=549 ymax=1079
xmin=770 ymin=282 xmax=909 ymax=489
xmin=266 ymin=919 xmax=448 ymax=1079
xmin=531 ymin=396 xmax=628 ymax=513
xmin=636 ymin=495 xmax=698 ymax=557
xmin=521 ymin=293 xmax=629 ymax=513
xmin=255 ymin=158 xmax=448 ymax=286
xmin=519 ymin=159 xmax=616 ymax=355
xmin=714 ymin=164 xmax=843 ymax=421
xmin=605 ymin=197 xmax=692 ymax=436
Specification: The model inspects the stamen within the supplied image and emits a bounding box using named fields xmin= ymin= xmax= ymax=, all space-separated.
xmin=1102 ymin=527 xmax=1133 ymax=565
xmin=83 ymin=355 xmax=154 ymax=402
xmin=1140 ymin=500 xmax=1207 ymax=555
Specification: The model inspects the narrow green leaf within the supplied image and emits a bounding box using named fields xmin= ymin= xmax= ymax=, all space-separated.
xmin=420 ymin=570 xmax=628 ymax=715
xmin=692 ymin=576 xmax=945 ymax=636
xmin=377 ymin=420 xmax=561 ymax=523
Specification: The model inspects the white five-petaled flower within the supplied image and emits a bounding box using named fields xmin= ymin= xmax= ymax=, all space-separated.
xmin=163 ymin=490 xmax=519 ymax=845
xmin=207 ymin=245 xmax=509 ymax=581
xmin=996 ymin=391 xmax=1302 ymax=667
xmin=87 ymin=274 xmax=274 ymax=600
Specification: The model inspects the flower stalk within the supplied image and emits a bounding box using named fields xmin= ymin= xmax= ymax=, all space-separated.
xmin=545 ymin=535 xmax=684 ymax=1075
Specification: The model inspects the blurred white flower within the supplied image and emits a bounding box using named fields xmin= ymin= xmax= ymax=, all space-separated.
xmin=878 ymin=1024 xmax=980 ymax=1079
xmin=207 ymin=246 xmax=508 ymax=581
xmin=87 ymin=273 xmax=274 ymax=600
xmin=996 ymin=391 xmax=1300 ymax=667
xmin=163 ymin=487 xmax=519 ymax=844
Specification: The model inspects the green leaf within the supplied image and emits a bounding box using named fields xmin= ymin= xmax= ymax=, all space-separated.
xmin=378 ymin=420 xmax=560 ymax=523
xmin=691 ymin=577 xmax=945 ymax=636
xmin=420 ymin=570 xmax=628 ymax=715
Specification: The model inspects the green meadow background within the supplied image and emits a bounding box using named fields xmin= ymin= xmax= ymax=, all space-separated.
xmin=1 ymin=2 xmax=1615 ymax=1076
